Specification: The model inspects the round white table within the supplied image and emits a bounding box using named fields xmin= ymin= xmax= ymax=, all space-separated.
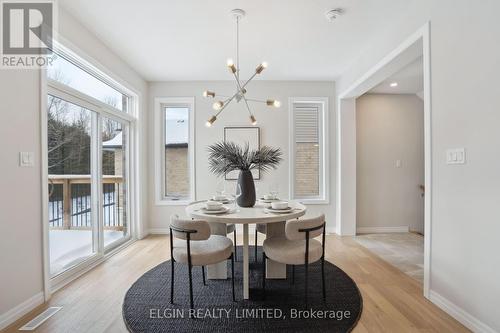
xmin=186 ymin=200 xmax=306 ymax=299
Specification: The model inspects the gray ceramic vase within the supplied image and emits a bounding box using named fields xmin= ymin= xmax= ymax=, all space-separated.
xmin=237 ymin=170 xmax=256 ymax=207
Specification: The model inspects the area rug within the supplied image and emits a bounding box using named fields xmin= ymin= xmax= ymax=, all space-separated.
xmin=123 ymin=246 xmax=362 ymax=332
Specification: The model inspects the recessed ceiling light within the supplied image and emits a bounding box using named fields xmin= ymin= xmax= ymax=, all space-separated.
xmin=390 ymin=82 xmax=398 ymax=87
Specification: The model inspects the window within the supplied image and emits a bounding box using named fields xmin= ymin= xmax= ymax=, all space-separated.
xmin=154 ymin=98 xmax=195 ymax=204
xmin=48 ymin=52 xmax=130 ymax=112
xmin=45 ymin=44 xmax=136 ymax=280
xmin=290 ymin=98 xmax=328 ymax=203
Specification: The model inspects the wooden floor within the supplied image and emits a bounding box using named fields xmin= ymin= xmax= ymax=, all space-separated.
xmin=2 ymin=235 xmax=469 ymax=333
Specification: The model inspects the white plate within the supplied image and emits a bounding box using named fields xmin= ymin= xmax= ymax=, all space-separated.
xmin=264 ymin=207 xmax=294 ymax=214
xmin=201 ymin=206 xmax=230 ymax=214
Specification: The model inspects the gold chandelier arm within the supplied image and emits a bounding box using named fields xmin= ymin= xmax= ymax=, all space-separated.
xmin=231 ymin=72 xmax=253 ymax=117
xmin=215 ymin=90 xmax=240 ymax=117
xmin=240 ymin=71 xmax=258 ymax=91
xmin=243 ymin=98 xmax=267 ymax=103
xmin=241 ymin=95 xmax=254 ymax=117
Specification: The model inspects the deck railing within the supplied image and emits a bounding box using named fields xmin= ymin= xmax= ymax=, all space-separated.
xmin=48 ymin=175 xmax=125 ymax=231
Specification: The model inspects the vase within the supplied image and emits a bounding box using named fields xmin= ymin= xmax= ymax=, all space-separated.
xmin=237 ymin=170 xmax=256 ymax=207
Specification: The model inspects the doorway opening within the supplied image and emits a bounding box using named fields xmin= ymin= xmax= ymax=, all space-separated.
xmin=354 ymin=56 xmax=425 ymax=282
xmin=336 ymin=23 xmax=431 ymax=296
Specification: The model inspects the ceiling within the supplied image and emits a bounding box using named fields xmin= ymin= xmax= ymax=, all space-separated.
xmin=369 ymin=57 xmax=423 ymax=94
xmin=59 ymin=0 xmax=414 ymax=81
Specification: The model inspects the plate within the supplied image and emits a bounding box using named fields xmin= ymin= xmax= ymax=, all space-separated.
xmin=265 ymin=207 xmax=294 ymax=214
xmin=201 ymin=206 xmax=230 ymax=214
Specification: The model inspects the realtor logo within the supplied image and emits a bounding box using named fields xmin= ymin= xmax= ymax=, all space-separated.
xmin=1 ymin=0 xmax=55 ymax=68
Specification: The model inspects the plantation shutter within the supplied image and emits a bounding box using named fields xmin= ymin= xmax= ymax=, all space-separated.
xmin=294 ymin=104 xmax=319 ymax=143
xmin=293 ymin=102 xmax=321 ymax=198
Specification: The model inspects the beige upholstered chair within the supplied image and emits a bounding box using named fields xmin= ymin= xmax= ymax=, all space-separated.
xmin=170 ymin=215 xmax=235 ymax=308
xmin=262 ymin=214 xmax=326 ymax=305
xmin=190 ymin=200 xmax=238 ymax=261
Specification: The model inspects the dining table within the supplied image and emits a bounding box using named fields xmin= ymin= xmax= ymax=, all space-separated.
xmin=186 ymin=200 xmax=306 ymax=299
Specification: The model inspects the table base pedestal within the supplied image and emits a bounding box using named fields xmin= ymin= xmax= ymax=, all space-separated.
xmin=207 ymin=222 xmax=228 ymax=279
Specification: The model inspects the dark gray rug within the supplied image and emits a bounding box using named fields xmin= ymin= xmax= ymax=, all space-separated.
xmin=123 ymin=246 xmax=362 ymax=332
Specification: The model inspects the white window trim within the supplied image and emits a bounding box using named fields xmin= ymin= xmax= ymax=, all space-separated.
xmin=41 ymin=41 xmax=141 ymax=299
xmin=289 ymin=97 xmax=329 ymax=205
xmin=154 ymin=97 xmax=196 ymax=206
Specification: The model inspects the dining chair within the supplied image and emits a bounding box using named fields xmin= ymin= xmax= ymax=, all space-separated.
xmin=189 ymin=200 xmax=238 ymax=261
xmin=170 ymin=214 xmax=235 ymax=309
xmin=255 ymin=223 xmax=266 ymax=263
xmin=261 ymin=214 xmax=326 ymax=306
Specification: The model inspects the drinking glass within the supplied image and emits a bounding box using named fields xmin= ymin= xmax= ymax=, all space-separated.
xmin=216 ymin=179 xmax=226 ymax=198
xmin=269 ymin=183 xmax=279 ymax=200
xmin=234 ymin=183 xmax=242 ymax=209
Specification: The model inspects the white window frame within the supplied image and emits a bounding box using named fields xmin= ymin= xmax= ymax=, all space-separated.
xmin=154 ymin=97 xmax=196 ymax=205
xmin=41 ymin=40 xmax=140 ymax=295
xmin=289 ymin=97 xmax=329 ymax=204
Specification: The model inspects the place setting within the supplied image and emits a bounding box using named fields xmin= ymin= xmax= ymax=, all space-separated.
xmin=199 ymin=200 xmax=231 ymax=214
xmin=197 ymin=182 xmax=242 ymax=215
xmin=263 ymin=200 xmax=296 ymax=214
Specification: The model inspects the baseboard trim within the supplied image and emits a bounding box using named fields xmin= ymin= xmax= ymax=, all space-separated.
xmin=326 ymin=227 xmax=337 ymax=235
xmin=148 ymin=228 xmax=170 ymax=235
xmin=429 ymin=290 xmax=496 ymax=333
xmin=0 ymin=292 xmax=44 ymax=330
xmin=356 ymin=226 xmax=409 ymax=234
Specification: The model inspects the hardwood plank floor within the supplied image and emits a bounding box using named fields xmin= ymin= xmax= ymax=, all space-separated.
xmin=2 ymin=235 xmax=469 ymax=333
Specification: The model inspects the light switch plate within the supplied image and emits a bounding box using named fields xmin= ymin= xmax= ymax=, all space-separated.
xmin=446 ymin=148 xmax=466 ymax=165
xmin=19 ymin=152 xmax=34 ymax=167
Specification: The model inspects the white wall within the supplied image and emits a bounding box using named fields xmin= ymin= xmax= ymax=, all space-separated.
xmin=0 ymin=7 xmax=148 ymax=327
xmin=0 ymin=70 xmax=44 ymax=320
xmin=148 ymin=81 xmax=336 ymax=232
xmin=338 ymin=1 xmax=500 ymax=331
xmin=356 ymin=94 xmax=424 ymax=233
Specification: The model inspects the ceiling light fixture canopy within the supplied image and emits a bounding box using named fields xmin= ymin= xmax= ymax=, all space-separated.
xmin=203 ymin=9 xmax=280 ymax=127
xmin=325 ymin=8 xmax=343 ymax=22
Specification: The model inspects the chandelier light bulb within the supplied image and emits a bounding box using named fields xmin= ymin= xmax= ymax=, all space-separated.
xmin=227 ymin=58 xmax=237 ymax=73
xmin=255 ymin=62 xmax=268 ymax=74
xmin=266 ymin=99 xmax=281 ymax=108
xmin=213 ymin=101 xmax=224 ymax=111
xmin=250 ymin=115 xmax=257 ymax=126
xmin=203 ymin=90 xmax=215 ymax=98
xmin=206 ymin=115 xmax=217 ymax=127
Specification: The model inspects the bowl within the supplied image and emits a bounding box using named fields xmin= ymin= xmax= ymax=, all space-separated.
xmin=263 ymin=194 xmax=274 ymax=200
xmin=271 ymin=201 xmax=288 ymax=210
xmin=213 ymin=195 xmax=227 ymax=201
xmin=206 ymin=201 xmax=223 ymax=211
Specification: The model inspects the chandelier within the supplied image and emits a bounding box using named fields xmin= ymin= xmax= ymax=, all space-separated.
xmin=204 ymin=9 xmax=280 ymax=127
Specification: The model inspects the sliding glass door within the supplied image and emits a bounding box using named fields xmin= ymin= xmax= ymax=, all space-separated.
xmin=46 ymin=95 xmax=132 ymax=277
xmin=47 ymin=96 xmax=97 ymax=276
xmin=45 ymin=47 xmax=134 ymax=280
xmin=101 ymin=117 xmax=129 ymax=248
